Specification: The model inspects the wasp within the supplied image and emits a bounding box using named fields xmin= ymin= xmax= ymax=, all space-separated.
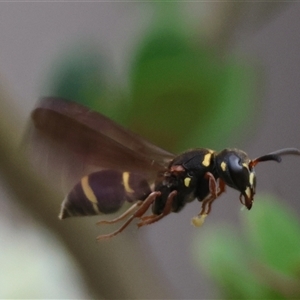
xmin=29 ymin=97 xmax=300 ymax=240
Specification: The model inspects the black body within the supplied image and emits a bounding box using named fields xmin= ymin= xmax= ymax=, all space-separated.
xmin=152 ymin=149 xmax=214 ymax=214
xmin=28 ymin=97 xmax=300 ymax=239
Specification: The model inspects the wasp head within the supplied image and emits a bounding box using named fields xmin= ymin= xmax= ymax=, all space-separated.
xmin=215 ymin=149 xmax=256 ymax=209
xmin=215 ymin=147 xmax=300 ymax=210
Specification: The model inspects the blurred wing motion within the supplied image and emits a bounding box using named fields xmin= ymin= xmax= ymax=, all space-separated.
xmin=27 ymin=97 xmax=174 ymax=189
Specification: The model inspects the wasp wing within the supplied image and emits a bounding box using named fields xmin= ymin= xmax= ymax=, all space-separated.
xmin=26 ymin=97 xmax=174 ymax=189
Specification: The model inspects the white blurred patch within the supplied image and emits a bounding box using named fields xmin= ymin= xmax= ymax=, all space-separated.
xmin=0 ymin=178 xmax=91 ymax=299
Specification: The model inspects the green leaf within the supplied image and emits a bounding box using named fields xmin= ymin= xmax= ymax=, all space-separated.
xmin=243 ymin=194 xmax=300 ymax=274
xmin=192 ymin=225 xmax=272 ymax=299
xmin=128 ymin=22 xmax=258 ymax=153
xmin=43 ymin=42 xmax=128 ymax=123
xmin=193 ymin=195 xmax=300 ymax=299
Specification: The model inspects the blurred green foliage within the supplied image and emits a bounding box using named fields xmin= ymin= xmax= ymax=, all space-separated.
xmin=128 ymin=25 xmax=257 ymax=152
xmin=45 ymin=42 xmax=128 ymax=124
xmin=193 ymin=195 xmax=300 ymax=299
xmin=48 ymin=44 xmax=107 ymax=106
xmin=44 ymin=6 xmax=258 ymax=154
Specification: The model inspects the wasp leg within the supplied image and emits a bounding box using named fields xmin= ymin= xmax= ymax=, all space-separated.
xmin=217 ymin=178 xmax=226 ymax=195
xmin=96 ymin=192 xmax=161 ymax=240
xmin=192 ymin=176 xmax=225 ymax=227
xmin=200 ymin=174 xmax=226 ymax=215
xmin=139 ymin=214 xmax=156 ymax=222
xmin=198 ymin=172 xmax=217 ymax=215
xmin=137 ymin=190 xmax=178 ymax=227
xmin=205 ymin=177 xmax=225 ymax=215
xmin=97 ymin=200 xmax=143 ymax=225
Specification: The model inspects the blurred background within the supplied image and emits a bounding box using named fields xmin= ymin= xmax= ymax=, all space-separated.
xmin=1 ymin=2 xmax=300 ymax=299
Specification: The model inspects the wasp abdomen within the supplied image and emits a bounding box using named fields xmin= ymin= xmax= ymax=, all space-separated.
xmin=59 ymin=170 xmax=151 ymax=219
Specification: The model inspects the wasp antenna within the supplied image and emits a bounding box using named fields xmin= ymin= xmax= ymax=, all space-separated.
xmin=251 ymin=148 xmax=300 ymax=167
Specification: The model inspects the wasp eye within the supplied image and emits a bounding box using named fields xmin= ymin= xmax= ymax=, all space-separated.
xmin=227 ymin=154 xmax=250 ymax=190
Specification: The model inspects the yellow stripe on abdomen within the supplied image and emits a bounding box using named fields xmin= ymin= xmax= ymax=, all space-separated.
xmin=122 ymin=172 xmax=134 ymax=193
xmin=81 ymin=176 xmax=100 ymax=213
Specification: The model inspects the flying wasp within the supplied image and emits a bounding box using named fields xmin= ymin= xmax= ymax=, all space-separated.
xmin=28 ymin=97 xmax=300 ymax=240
